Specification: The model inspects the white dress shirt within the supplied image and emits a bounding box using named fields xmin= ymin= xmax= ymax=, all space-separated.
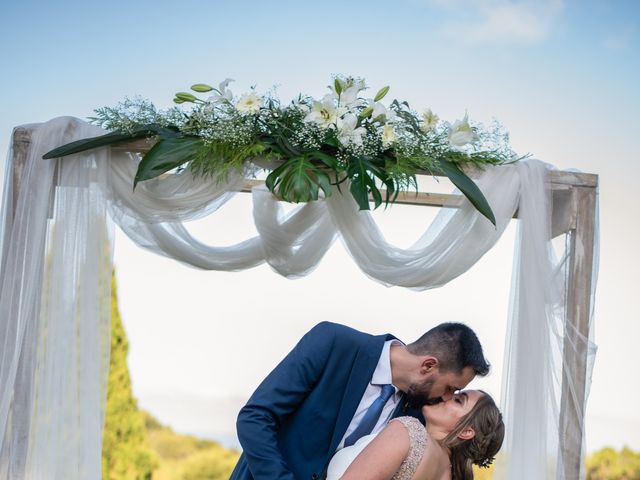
xmin=337 ymin=339 xmax=404 ymax=450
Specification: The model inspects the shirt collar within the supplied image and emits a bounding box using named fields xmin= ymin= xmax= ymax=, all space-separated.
xmin=371 ymin=339 xmax=403 ymax=392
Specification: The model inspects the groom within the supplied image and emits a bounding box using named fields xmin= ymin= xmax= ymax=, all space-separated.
xmin=229 ymin=321 xmax=490 ymax=480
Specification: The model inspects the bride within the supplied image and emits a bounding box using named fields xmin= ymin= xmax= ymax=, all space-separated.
xmin=327 ymin=390 xmax=504 ymax=480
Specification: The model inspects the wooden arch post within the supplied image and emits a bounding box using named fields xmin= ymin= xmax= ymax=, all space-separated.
xmin=558 ymin=180 xmax=598 ymax=480
xmin=9 ymin=127 xmax=598 ymax=479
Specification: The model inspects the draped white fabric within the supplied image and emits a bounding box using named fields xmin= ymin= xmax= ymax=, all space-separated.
xmin=494 ymin=162 xmax=599 ymax=480
xmin=0 ymin=118 xmax=113 ymax=479
xmin=0 ymin=117 xmax=597 ymax=479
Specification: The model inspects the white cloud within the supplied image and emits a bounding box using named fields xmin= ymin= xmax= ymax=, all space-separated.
xmin=422 ymin=0 xmax=565 ymax=44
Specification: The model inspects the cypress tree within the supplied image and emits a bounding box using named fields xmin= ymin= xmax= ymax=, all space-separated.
xmin=102 ymin=273 xmax=157 ymax=480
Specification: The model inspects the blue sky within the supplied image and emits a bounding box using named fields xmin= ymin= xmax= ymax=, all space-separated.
xmin=1 ymin=0 xmax=639 ymax=454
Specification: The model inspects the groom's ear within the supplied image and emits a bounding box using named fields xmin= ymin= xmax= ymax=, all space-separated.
xmin=457 ymin=427 xmax=476 ymax=441
xmin=421 ymin=356 xmax=439 ymax=373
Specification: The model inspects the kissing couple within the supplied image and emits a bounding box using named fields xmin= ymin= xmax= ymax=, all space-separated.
xmin=229 ymin=321 xmax=505 ymax=480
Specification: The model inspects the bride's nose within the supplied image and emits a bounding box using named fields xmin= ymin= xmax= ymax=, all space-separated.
xmin=441 ymin=391 xmax=454 ymax=402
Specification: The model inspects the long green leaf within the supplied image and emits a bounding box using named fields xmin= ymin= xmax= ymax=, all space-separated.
xmin=438 ymin=161 xmax=496 ymax=225
xmin=134 ymin=137 xmax=203 ymax=188
xmin=42 ymin=125 xmax=174 ymax=159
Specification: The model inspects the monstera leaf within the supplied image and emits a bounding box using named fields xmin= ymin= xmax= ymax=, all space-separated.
xmin=346 ymin=156 xmax=396 ymax=210
xmin=265 ymin=155 xmax=332 ymax=203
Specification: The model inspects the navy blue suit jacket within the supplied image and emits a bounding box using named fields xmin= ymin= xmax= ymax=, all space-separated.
xmin=229 ymin=321 xmax=405 ymax=480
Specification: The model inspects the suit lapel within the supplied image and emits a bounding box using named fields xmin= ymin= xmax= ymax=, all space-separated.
xmin=327 ymin=334 xmax=392 ymax=456
xmin=391 ymin=394 xmax=407 ymax=419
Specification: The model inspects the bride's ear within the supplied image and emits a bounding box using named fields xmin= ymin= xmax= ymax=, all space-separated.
xmin=457 ymin=427 xmax=476 ymax=441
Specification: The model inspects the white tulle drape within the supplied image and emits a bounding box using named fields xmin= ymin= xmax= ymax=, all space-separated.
xmin=0 ymin=118 xmax=113 ymax=479
xmin=0 ymin=117 xmax=597 ymax=479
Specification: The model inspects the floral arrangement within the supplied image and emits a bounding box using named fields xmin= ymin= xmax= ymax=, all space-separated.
xmin=44 ymin=76 xmax=523 ymax=224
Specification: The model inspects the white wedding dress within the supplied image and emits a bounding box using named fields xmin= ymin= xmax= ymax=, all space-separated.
xmin=326 ymin=433 xmax=378 ymax=479
xmin=326 ymin=417 xmax=427 ymax=480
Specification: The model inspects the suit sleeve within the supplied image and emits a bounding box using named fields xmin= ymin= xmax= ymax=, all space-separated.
xmin=236 ymin=321 xmax=337 ymax=480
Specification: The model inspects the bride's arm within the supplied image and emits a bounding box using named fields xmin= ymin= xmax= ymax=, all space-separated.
xmin=340 ymin=421 xmax=410 ymax=480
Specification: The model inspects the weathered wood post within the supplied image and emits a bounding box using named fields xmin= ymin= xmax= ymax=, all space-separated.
xmin=559 ymin=179 xmax=598 ymax=480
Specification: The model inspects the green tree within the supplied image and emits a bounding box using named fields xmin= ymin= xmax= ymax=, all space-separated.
xmin=587 ymin=446 xmax=640 ymax=480
xmin=102 ymin=274 xmax=158 ymax=480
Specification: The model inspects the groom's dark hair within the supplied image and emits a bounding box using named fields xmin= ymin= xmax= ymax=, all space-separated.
xmin=407 ymin=323 xmax=490 ymax=376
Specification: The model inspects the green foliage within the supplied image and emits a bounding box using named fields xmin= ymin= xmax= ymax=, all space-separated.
xmin=346 ymin=156 xmax=395 ymax=209
xmin=266 ymin=155 xmax=333 ymax=203
xmin=180 ymin=449 xmax=239 ymax=480
xmin=143 ymin=411 xmax=240 ymax=480
xmin=190 ymin=140 xmax=266 ymax=183
xmin=42 ymin=126 xmax=162 ymax=159
xmin=587 ymin=446 xmax=640 ymax=480
xmin=102 ymin=274 xmax=158 ymax=480
xmin=134 ymin=137 xmax=203 ymax=188
xmin=437 ymin=160 xmax=496 ymax=225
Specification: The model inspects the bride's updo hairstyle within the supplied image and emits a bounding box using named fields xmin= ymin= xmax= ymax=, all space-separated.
xmin=441 ymin=392 xmax=505 ymax=480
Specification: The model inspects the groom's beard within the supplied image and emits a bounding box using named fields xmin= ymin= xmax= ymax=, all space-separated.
xmin=405 ymin=378 xmax=441 ymax=408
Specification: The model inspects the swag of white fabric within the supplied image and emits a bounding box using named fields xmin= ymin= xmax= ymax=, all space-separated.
xmin=0 ymin=117 xmax=598 ymax=479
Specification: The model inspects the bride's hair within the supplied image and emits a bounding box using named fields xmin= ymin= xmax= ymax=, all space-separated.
xmin=440 ymin=392 xmax=505 ymax=480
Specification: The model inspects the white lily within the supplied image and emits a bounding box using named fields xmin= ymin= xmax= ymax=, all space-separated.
xmin=367 ymin=99 xmax=397 ymax=123
xmin=333 ymin=77 xmax=366 ymax=108
xmin=207 ymin=78 xmax=234 ymax=105
xmin=421 ymin=109 xmax=439 ymax=132
xmin=322 ymin=91 xmax=338 ymax=103
xmin=320 ymin=93 xmax=349 ymax=117
xmin=236 ymin=93 xmax=262 ymax=114
xmin=448 ymin=114 xmax=479 ymax=147
xmin=340 ymin=86 xmax=361 ymax=106
xmin=337 ymin=113 xmax=367 ymax=147
xmin=304 ymin=97 xmax=339 ymax=128
xmin=381 ymin=124 xmax=396 ymax=147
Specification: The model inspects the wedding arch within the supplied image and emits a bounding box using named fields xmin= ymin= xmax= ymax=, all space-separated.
xmin=0 ymin=117 xmax=598 ymax=480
